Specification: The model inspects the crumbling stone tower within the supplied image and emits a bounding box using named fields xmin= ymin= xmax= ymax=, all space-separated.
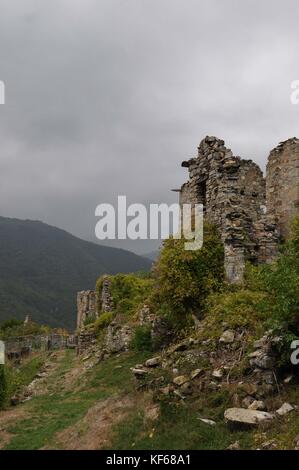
xmin=76 ymin=275 xmax=114 ymax=329
xmin=179 ymin=136 xmax=280 ymax=283
xmin=76 ymin=290 xmax=96 ymax=329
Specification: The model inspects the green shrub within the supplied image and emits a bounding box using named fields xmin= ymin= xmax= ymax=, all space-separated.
xmin=0 ymin=365 xmax=7 ymax=409
xmin=245 ymin=216 xmax=299 ymax=332
xmin=201 ymin=288 xmax=269 ymax=341
xmin=131 ymin=325 xmax=152 ymax=352
xmin=94 ymin=312 xmax=114 ymax=332
xmin=152 ymin=223 xmax=224 ymax=325
xmin=83 ymin=313 xmax=97 ymax=327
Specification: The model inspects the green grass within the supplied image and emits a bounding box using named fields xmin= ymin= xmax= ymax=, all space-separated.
xmin=4 ymin=350 xmax=151 ymax=450
xmin=11 ymin=348 xmax=299 ymax=450
xmin=5 ymin=353 xmax=47 ymax=403
xmin=107 ymin=399 xmax=254 ymax=450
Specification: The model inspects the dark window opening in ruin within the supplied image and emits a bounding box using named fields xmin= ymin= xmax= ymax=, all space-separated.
xmin=198 ymin=181 xmax=207 ymax=213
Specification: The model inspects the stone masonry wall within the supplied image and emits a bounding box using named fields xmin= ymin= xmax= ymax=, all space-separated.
xmin=77 ymin=276 xmax=114 ymax=330
xmin=266 ymin=138 xmax=299 ymax=239
xmin=101 ymin=276 xmax=114 ymax=312
xmin=180 ymin=136 xmax=280 ymax=283
xmin=77 ymin=290 xmax=96 ymax=329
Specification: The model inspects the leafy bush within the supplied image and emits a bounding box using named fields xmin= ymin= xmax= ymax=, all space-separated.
xmin=241 ymin=215 xmax=299 ymax=367
xmin=245 ymin=216 xmax=299 ymax=332
xmin=201 ymin=288 xmax=269 ymax=342
xmin=94 ymin=312 xmax=114 ymax=332
xmin=0 ymin=365 xmax=7 ymax=409
xmin=83 ymin=313 xmax=97 ymax=327
xmin=0 ymin=319 xmax=51 ymax=340
xmin=131 ymin=325 xmax=152 ymax=352
xmin=151 ymin=223 xmax=224 ymax=325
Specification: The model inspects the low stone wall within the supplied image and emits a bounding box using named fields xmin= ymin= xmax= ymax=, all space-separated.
xmin=4 ymin=333 xmax=76 ymax=360
xmin=77 ymin=328 xmax=97 ymax=355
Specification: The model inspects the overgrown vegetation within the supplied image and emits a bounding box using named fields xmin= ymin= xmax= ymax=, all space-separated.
xmin=3 ymin=216 xmax=299 ymax=449
xmin=131 ymin=325 xmax=153 ymax=352
xmin=96 ymin=272 xmax=153 ymax=320
xmin=94 ymin=312 xmax=114 ymax=332
xmin=0 ymin=318 xmax=52 ymax=340
xmin=151 ymin=223 xmax=224 ymax=327
xmin=0 ymin=365 xmax=7 ymax=409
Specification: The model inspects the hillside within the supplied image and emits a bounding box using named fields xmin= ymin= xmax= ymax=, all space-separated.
xmin=0 ymin=216 xmax=151 ymax=329
xmin=1 ymin=221 xmax=299 ymax=451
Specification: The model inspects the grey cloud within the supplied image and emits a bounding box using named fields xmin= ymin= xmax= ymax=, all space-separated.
xmin=0 ymin=0 xmax=298 ymax=253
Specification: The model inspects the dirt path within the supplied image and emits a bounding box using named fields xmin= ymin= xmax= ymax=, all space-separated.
xmin=45 ymin=395 xmax=134 ymax=450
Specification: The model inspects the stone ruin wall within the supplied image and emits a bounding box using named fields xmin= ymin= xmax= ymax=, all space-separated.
xmin=76 ymin=135 xmax=299 ymax=346
xmin=101 ymin=276 xmax=114 ymax=313
xmin=76 ymin=275 xmax=114 ymax=332
xmin=76 ymin=290 xmax=96 ymax=329
xmin=179 ymin=136 xmax=299 ymax=283
xmin=266 ymin=138 xmax=299 ymax=239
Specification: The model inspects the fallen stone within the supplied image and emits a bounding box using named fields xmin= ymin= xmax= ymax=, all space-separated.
xmin=248 ymin=400 xmax=266 ymax=411
xmin=259 ymin=370 xmax=275 ymax=385
xmin=276 ymin=402 xmax=294 ymax=416
xmin=145 ymin=356 xmax=161 ymax=367
xmin=173 ymin=390 xmax=185 ymax=400
xmin=283 ymin=375 xmax=294 ymax=384
xmin=190 ymin=369 xmax=203 ymax=380
xmin=250 ymin=354 xmax=274 ymax=369
xmin=261 ymin=440 xmax=277 ymax=449
xmin=212 ymin=369 xmax=223 ymax=379
xmin=224 ymin=408 xmax=274 ymax=427
xmin=219 ymin=330 xmax=235 ymax=344
xmin=199 ymin=418 xmax=216 ymax=426
xmin=253 ymin=338 xmax=267 ymax=349
xmin=227 ymin=441 xmax=240 ymax=450
xmin=131 ymin=368 xmax=148 ymax=376
xmin=169 ymin=340 xmax=189 ymax=353
xmin=293 ymin=435 xmax=299 ymax=448
xmin=159 ymin=385 xmax=172 ymax=395
xmin=173 ymin=375 xmax=189 ymax=386
xmin=82 ymin=355 xmax=91 ymax=362
xmin=242 ymin=396 xmax=255 ymax=408
xmin=248 ymin=350 xmax=263 ymax=358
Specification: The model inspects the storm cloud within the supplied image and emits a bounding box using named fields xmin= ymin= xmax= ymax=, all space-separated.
xmin=0 ymin=0 xmax=298 ymax=253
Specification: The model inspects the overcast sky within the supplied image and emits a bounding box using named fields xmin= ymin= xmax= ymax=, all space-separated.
xmin=0 ymin=0 xmax=298 ymax=254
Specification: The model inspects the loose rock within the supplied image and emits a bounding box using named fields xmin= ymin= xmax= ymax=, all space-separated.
xmin=276 ymin=402 xmax=294 ymax=416
xmin=145 ymin=356 xmax=161 ymax=368
xmin=224 ymin=408 xmax=274 ymax=427
xmin=173 ymin=375 xmax=189 ymax=386
xmin=219 ymin=330 xmax=235 ymax=344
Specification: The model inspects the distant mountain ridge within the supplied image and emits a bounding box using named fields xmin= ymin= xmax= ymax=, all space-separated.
xmin=143 ymin=250 xmax=159 ymax=261
xmin=0 ymin=216 xmax=151 ymax=330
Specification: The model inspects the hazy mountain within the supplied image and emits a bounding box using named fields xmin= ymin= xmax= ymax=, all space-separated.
xmin=0 ymin=216 xmax=151 ymax=330
xmin=142 ymin=250 xmax=160 ymax=262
